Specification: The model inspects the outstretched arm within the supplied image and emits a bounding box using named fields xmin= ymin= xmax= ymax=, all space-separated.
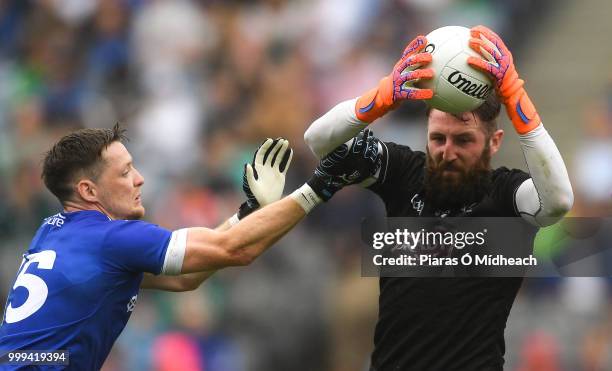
xmin=181 ymin=196 xmax=307 ymax=272
xmin=468 ymin=25 xmax=573 ymax=226
xmin=143 ymin=135 xmax=379 ymax=284
xmin=182 ymin=137 xmax=306 ymax=271
xmin=156 ymin=135 xmax=382 ymax=275
xmin=142 ymin=138 xmax=294 ymax=291
xmin=143 ymin=189 xmax=316 ymax=286
xmin=180 ymin=132 xmax=384 ymax=272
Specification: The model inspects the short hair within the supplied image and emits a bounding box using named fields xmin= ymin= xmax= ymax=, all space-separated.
xmin=426 ymin=93 xmax=501 ymax=138
xmin=42 ymin=123 xmax=127 ymax=204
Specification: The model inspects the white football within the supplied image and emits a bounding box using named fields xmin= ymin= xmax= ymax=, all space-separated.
xmin=414 ymin=25 xmax=494 ymax=113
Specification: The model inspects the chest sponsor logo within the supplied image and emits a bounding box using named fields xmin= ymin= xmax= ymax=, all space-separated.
xmin=411 ymin=194 xmax=424 ymax=215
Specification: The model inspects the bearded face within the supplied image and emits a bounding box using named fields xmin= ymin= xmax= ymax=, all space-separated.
xmin=424 ymin=144 xmax=492 ymax=211
xmin=424 ymin=109 xmax=503 ymax=211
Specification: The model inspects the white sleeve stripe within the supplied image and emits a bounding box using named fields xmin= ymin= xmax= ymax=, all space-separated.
xmin=229 ymin=213 xmax=240 ymax=226
xmin=162 ymin=229 xmax=188 ymax=275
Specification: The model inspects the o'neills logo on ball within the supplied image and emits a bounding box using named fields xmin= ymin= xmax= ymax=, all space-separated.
xmin=447 ymin=71 xmax=491 ymax=99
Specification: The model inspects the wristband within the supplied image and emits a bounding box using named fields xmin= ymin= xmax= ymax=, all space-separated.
xmin=290 ymin=183 xmax=322 ymax=214
xmin=229 ymin=213 xmax=240 ymax=226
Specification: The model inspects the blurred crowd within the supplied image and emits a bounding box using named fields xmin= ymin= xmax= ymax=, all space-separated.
xmin=0 ymin=0 xmax=610 ymax=370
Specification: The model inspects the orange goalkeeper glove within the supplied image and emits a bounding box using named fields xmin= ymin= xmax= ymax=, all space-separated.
xmin=467 ymin=25 xmax=541 ymax=134
xmin=355 ymin=36 xmax=434 ymax=123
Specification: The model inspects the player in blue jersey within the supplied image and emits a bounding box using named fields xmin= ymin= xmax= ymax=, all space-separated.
xmin=0 ymin=124 xmax=362 ymax=370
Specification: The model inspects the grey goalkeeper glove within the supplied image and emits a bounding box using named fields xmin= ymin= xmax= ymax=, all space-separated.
xmin=237 ymin=138 xmax=293 ymax=219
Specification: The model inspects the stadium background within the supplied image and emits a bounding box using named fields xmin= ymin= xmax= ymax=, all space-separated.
xmin=0 ymin=0 xmax=610 ymax=370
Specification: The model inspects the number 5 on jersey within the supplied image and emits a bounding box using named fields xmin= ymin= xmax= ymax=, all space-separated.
xmin=4 ymin=250 xmax=57 ymax=324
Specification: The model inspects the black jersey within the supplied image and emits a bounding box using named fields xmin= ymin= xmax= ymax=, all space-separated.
xmin=368 ymin=142 xmax=538 ymax=371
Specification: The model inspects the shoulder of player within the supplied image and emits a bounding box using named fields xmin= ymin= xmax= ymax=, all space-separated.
xmin=103 ymin=218 xmax=160 ymax=237
xmin=62 ymin=211 xmax=162 ymax=248
xmin=382 ymin=141 xmax=413 ymax=152
xmin=382 ymin=141 xmax=425 ymax=162
xmin=491 ymin=166 xmax=530 ymax=183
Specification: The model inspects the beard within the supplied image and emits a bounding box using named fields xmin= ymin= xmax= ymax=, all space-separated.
xmin=424 ymin=145 xmax=493 ymax=212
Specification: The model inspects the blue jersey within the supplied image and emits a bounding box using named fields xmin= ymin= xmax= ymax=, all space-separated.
xmin=0 ymin=210 xmax=174 ymax=370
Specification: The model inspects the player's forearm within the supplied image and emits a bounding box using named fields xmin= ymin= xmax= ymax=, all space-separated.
xmin=182 ymin=214 xmax=254 ymax=282
xmin=215 ymin=218 xmax=233 ymax=232
xmin=516 ymin=124 xmax=573 ymax=224
xmin=304 ymin=98 xmax=368 ymax=158
xmin=182 ymin=193 xmax=313 ymax=273
xmin=223 ymin=196 xmax=306 ymax=262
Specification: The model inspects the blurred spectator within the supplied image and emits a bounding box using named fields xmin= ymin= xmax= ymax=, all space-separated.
xmin=515 ymin=331 xmax=561 ymax=371
xmin=572 ymin=80 xmax=612 ymax=217
xmin=151 ymin=290 xmax=244 ymax=371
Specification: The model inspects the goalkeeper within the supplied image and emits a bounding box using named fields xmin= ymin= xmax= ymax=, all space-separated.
xmin=303 ymin=26 xmax=573 ymax=370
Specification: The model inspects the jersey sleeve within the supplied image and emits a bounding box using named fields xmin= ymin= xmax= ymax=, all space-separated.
xmin=491 ymin=167 xmax=531 ymax=217
xmin=101 ymin=220 xmax=174 ymax=275
xmin=367 ymin=142 xmax=424 ymax=203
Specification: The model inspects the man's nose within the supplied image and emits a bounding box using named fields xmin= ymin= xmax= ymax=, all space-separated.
xmin=134 ymin=169 xmax=145 ymax=186
xmin=442 ymin=143 xmax=457 ymax=163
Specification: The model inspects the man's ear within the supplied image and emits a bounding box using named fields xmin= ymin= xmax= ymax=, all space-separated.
xmin=489 ymin=129 xmax=504 ymax=156
xmin=75 ymin=179 xmax=99 ymax=203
